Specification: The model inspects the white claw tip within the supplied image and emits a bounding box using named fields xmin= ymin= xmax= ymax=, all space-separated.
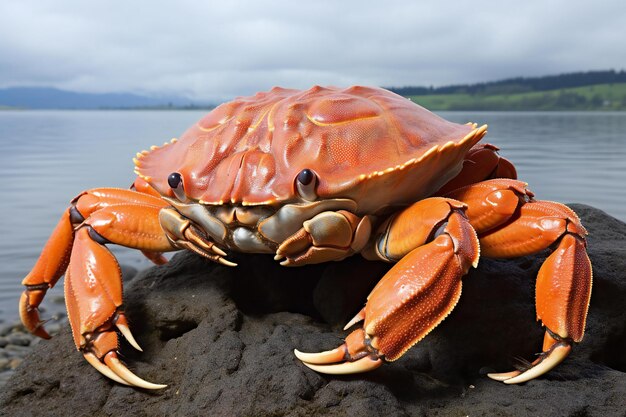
xmin=502 ymin=344 xmax=571 ymax=385
xmin=300 ymin=356 xmax=383 ymax=375
xmin=105 ymin=356 xmax=167 ymax=390
xmin=487 ymin=371 xmax=520 ymax=382
xmin=212 ymin=246 xmax=227 ymax=257
xmin=218 ymin=258 xmax=238 ymax=267
xmin=343 ymin=309 xmax=365 ymax=331
xmin=294 ymin=347 xmax=346 ymax=365
xmin=117 ymin=323 xmax=143 ymax=352
xmin=84 ymin=353 xmax=131 ymax=386
xmin=487 ymin=343 xmax=571 ymax=385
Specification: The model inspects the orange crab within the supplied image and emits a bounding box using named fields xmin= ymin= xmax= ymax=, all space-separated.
xmin=19 ymin=86 xmax=592 ymax=389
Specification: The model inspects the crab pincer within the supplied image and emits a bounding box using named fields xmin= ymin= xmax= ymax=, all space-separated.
xmin=296 ymin=198 xmax=480 ymax=375
xmin=21 ymin=189 xmax=173 ymax=388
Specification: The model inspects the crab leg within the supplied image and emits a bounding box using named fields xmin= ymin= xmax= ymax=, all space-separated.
xmin=295 ymin=197 xmax=479 ymax=373
xmin=20 ymin=188 xmax=169 ymax=338
xmin=445 ymin=179 xmax=592 ymax=384
xmin=19 ymin=209 xmax=74 ymax=340
xmin=435 ymin=143 xmax=517 ymax=195
xmin=21 ymin=189 xmax=176 ymax=388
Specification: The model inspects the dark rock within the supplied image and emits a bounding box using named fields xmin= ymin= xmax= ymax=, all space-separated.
xmin=0 ymin=371 xmax=13 ymax=386
xmin=1 ymin=204 xmax=625 ymax=416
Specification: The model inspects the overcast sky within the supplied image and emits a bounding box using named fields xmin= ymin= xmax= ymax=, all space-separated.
xmin=1 ymin=1 xmax=625 ymax=101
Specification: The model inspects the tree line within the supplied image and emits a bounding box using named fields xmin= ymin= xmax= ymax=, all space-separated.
xmin=389 ymin=70 xmax=626 ymax=96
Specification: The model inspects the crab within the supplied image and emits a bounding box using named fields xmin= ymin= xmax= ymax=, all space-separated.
xmin=19 ymin=86 xmax=592 ymax=389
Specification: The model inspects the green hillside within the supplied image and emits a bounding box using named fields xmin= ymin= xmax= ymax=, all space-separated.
xmin=407 ymin=83 xmax=626 ymax=111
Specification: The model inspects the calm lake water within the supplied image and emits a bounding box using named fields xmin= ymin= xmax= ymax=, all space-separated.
xmin=1 ymin=110 xmax=625 ymax=322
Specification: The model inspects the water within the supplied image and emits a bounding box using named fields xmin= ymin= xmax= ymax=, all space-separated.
xmin=0 ymin=110 xmax=625 ymax=322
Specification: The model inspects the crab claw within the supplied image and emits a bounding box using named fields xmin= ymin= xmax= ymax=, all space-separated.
xmin=115 ymin=312 xmax=143 ymax=352
xmin=19 ymin=288 xmax=52 ymax=340
xmin=79 ymin=323 xmax=166 ymax=389
xmin=104 ymin=352 xmax=167 ymax=390
xmin=294 ymin=346 xmax=346 ymax=364
xmin=296 ymin=353 xmax=383 ymax=374
xmin=487 ymin=334 xmax=572 ymax=384
xmin=485 ymin=230 xmax=591 ymax=384
xmin=84 ymin=353 xmax=131 ymax=386
xmin=276 ymin=211 xmax=366 ymax=266
xmin=184 ymin=225 xmax=228 ymax=258
xmin=296 ymin=202 xmax=479 ymax=377
xmin=160 ymin=207 xmax=236 ymax=266
xmin=294 ymin=328 xmax=383 ymax=374
xmin=83 ymin=350 xmax=167 ymax=390
xmin=64 ymin=227 xmax=167 ymax=389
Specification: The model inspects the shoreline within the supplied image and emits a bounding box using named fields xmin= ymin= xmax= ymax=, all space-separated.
xmin=0 ymin=314 xmax=66 ymax=387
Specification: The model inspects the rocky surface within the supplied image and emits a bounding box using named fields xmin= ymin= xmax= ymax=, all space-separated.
xmin=0 ymin=309 xmax=66 ymax=389
xmin=1 ymin=204 xmax=625 ymax=416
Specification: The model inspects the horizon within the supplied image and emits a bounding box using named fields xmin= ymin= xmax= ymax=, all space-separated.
xmin=2 ymin=69 xmax=625 ymax=104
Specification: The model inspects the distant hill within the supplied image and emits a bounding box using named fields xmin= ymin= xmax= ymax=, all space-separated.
xmin=389 ymin=70 xmax=626 ymax=111
xmin=0 ymin=87 xmax=203 ymax=109
xmin=388 ymin=70 xmax=626 ymax=96
xmin=406 ymin=83 xmax=626 ymax=111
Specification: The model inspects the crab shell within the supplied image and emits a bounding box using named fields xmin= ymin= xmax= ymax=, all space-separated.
xmin=134 ymin=86 xmax=483 ymax=213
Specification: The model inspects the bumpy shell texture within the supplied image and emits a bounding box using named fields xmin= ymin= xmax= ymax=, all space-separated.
xmin=135 ymin=86 xmax=481 ymax=212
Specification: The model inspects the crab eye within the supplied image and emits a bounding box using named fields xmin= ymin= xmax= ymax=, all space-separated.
xmin=168 ymin=172 xmax=187 ymax=201
xmin=297 ymin=169 xmax=314 ymax=186
xmin=168 ymin=172 xmax=182 ymax=189
xmin=296 ymin=168 xmax=317 ymax=201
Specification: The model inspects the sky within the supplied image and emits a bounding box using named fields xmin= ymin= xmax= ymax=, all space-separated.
xmin=1 ymin=0 xmax=625 ymax=102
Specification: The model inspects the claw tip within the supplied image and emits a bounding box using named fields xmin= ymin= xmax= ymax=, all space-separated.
xmin=104 ymin=354 xmax=168 ymax=390
xmin=293 ymin=348 xmax=305 ymax=361
xmin=300 ymin=356 xmax=383 ymax=375
xmin=117 ymin=323 xmax=143 ymax=352
xmin=487 ymin=371 xmax=520 ymax=382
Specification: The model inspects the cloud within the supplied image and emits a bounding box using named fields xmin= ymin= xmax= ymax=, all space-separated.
xmin=1 ymin=0 xmax=624 ymax=101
